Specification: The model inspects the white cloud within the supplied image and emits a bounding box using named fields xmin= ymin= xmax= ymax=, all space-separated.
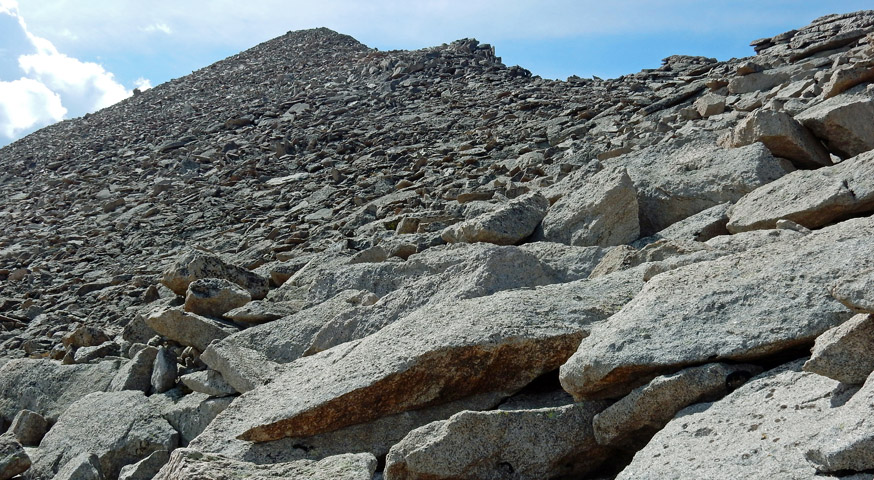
xmin=142 ymin=22 xmax=172 ymax=35
xmin=134 ymin=77 xmax=152 ymax=91
xmin=0 ymin=77 xmax=65 ymax=138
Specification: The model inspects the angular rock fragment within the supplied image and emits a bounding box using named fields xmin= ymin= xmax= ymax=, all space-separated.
xmin=441 ymin=192 xmax=549 ymax=245
xmin=184 ymin=277 xmax=251 ymax=318
xmin=108 ymin=346 xmax=158 ymax=392
xmin=153 ymin=449 xmax=377 ymax=480
xmin=28 ymin=391 xmax=178 ymax=480
xmin=9 ymin=409 xmax=48 ymax=446
xmin=561 ymin=217 xmax=874 ymax=400
xmin=832 ymin=268 xmax=874 ymax=313
xmin=118 ymin=450 xmax=170 ymax=480
xmin=151 ymin=391 xmax=234 ymax=446
xmin=635 ymin=202 xmax=731 ymax=245
xmin=224 ymin=300 xmax=298 ymax=324
xmin=822 ymin=60 xmax=874 ymax=99
xmin=796 ymin=86 xmax=874 ymax=158
xmin=0 ymin=433 xmax=30 ymax=480
xmin=180 ymin=369 xmax=237 ymax=397
xmin=694 ymin=93 xmax=726 ymax=117
xmin=145 ymin=307 xmax=238 ymax=351
xmin=540 ymin=165 xmax=639 ymax=247
xmin=593 ymin=363 xmax=761 ymax=448
xmin=730 ymin=109 xmax=832 ymax=168
xmin=162 ymin=250 xmax=269 ymax=299
xmin=52 ymin=453 xmax=103 ymax=480
xmin=727 ymin=150 xmax=874 ymax=233
xmin=385 ymin=401 xmax=613 ymax=480
xmin=804 ymin=314 xmax=874 ymax=384
xmin=151 ymin=347 xmax=178 ymax=394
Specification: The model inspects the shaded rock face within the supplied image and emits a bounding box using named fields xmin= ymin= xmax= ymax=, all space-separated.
xmin=4 ymin=9 xmax=874 ymax=480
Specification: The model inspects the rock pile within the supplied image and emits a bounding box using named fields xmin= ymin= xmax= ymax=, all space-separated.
xmin=1 ymin=10 xmax=874 ymax=480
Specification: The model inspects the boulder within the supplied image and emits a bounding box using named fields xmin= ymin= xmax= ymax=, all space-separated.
xmin=384 ymin=401 xmax=613 ymax=480
xmin=72 ymin=341 xmax=120 ymax=364
xmin=8 ymin=409 xmax=47 ymax=446
xmin=118 ymin=450 xmax=170 ymax=480
xmin=615 ymin=360 xmax=842 ymax=479
xmin=730 ymin=109 xmax=832 ymax=168
xmin=179 ymin=369 xmax=237 ymax=397
xmin=822 ymin=60 xmax=874 ymax=99
xmin=151 ymin=347 xmax=178 ymax=394
xmin=212 ymin=269 xmax=644 ymax=443
xmin=153 ymin=449 xmax=377 ymax=480
xmin=224 ymin=300 xmax=299 ymax=324
xmin=540 ymin=165 xmax=640 ymax=247
xmin=803 ymin=314 xmax=874 ymax=384
xmin=0 ymin=433 xmax=30 ymax=480
xmin=0 ymin=358 xmax=121 ymax=423
xmin=183 ymin=278 xmax=251 ymax=318
xmin=728 ymin=69 xmax=790 ymax=94
xmin=151 ymin=390 xmax=235 ymax=446
xmin=52 ymin=453 xmax=103 ymax=480
xmin=796 ymin=86 xmax=874 ymax=158
xmin=604 ymin=140 xmax=790 ymax=235
xmin=832 ymin=268 xmax=874 ymax=314
xmin=592 ymin=363 xmax=762 ymax=448
xmin=108 ymin=346 xmax=158 ymax=393
xmin=635 ymin=202 xmax=731 ymax=245
xmin=694 ymin=93 xmax=726 ymax=117
xmin=145 ymin=306 xmax=238 ymax=351
xmin=161 ymin=250 xmax=269 ymax=299
xmin=28 ymin=391 xmax=178 ymax=480
xmin=441 ymin=192 xmax=549 ymax=245
xmin=727 ymin=150 xmax=874 ymax=233
xmin=560 ymin=217 xmax=874 ymax=400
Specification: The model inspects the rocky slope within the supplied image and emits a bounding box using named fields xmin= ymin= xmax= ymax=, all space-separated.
xmin=1 ymin=10 xmax=874 ymax=480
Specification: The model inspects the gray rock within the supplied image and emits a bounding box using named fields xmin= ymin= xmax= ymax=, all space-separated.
xmin=560 ymin=217 xmax=874 ymax=400
xmin=153 ymin=449 xmax=377 ymax=480
xmin=832 ymin=268 xmax=874 ymax=313
xmin=108 ymin=346 xmax=158 ymax=393
xmin=540 ymin=165 xmax=639 ymax=247
xmin=615 ymin=360 xmax=840 ymax=480
xmin=605 ymin=140 xmax=789 ymax=235
xmin=212 ymin=269 xmax=644 ymax=443
xmin=8 ymin=409 xmax=47 ymax=447
xmin=179 ymin=369 xmax=237 ymax=397
xmin=184 ymin=277 xmax=251 ymax=318
xmin=150 ymin=390 xmax=234 ymax=446
xmin=200 ymin=343 xmax=280 ymax=394
xmin=224 ymin=300 xmax=299 ymax=324
xmin=145 ymin=306 xmax=239 ymax=351
xmin=441 ymin=192 xmax=549 ymax=245
xmin=52 ymin=453 xmax=103 ymax=480
xmin=72 ymin=341 xmax=120 ymax=364
xmin=796 ymin=86 xmax=874 ymax=159
xmin=728 ymin=69 xmax=790 ymax=94
xmin=727 ymin=150 xmax=874 ymax=233
xmin=28 ymin=391 xmax=178 ymax=480
xmin=694 ymin=93 xmax=726 ymax=117
xmin=593 ymin=363 xmax=762 ymax=448
xmin=0 ymin=433 xmax=30 ymax=480
xmin=703 ymin=227 xmax=805 ymax=253
xmin=384 ymin=401 xmax=613 ymax=480
xmin=634 ymin=202 xmax=731 ymax=245
xmin=822 ymin=59 xmax=874 ymax=99
xmin=162 ymin=250 xmax=269 ymax=299
xmin=804 ymin=314 xmax=874 ymax=384
xmin=588 ymin=239 xmax=715 ymax=280
xmin=118 ymin=450 xmax=170 ymax=480
xmin=62 ymin=325 xmax=110 ymax=349
xmin=151 ymin=347 xmax=178 ymax=394
xmin=730 ymin=109 xmax=832 ymax=168
xmin=0 ymin=359 xmax=121 ymax=423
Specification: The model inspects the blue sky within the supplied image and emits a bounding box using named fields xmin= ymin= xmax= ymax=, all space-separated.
xmin=1 ymin=1 xmax=872 ymax=146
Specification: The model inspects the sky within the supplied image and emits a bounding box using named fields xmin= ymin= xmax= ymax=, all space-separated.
xmin=0 ymin=1 xmax=872 ymax=147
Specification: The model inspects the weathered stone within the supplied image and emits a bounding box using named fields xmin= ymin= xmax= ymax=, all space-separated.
xmin=224 ymin=300 xmax=299 ymax=324
xmin=588 ymin=239 xmax=715 ymax=279
xmin=153 ymin=449 xmax=377 ymax=480
xmin=728 ymin=69 xmax=790 ymax=94
xmin=730 ymin=109 xmax=832 ymax=168
xmin=118 ymin=450 xmax=170 ymax=480
xmin=832 ymin=268 xmax=874 ymax=313
xmin=803 ymin=314 xmax=874 ymax=384
xmin=615 ymin=360 xmax=842 ymax=479
xmin=694 ymin=93 xmax=726 ymax=117
xmin=184 ymin=277 xmax=251 ymax=318
xmin=441 ymin=192 xmax=549 ymax=245
xmin=108 ymin=346 xmax=158 ymax=393
xmin=8 ymin=409 xmax=47 ymax=446
xmin=605 ymin=140 xmax=790 ymax=235
xmin=62 ymin=325 xmax=110 ymax=349
xmin=560 ymin=217 xmax=874 ymax=400
xmin=0 ymin=359 xmax=121 ymax=423
xmin=635 ymin=202 xmax=731 ymax=245
xmin=28 ymin=391 xmax=178 ymax=480
xmin=0 ymin=433 xmax=30 ymax=480
xmin=162 ymin=250 xmax=269 ymax=299
xmin=726 ymin=150 xmax=874 ymax=233
xmin=72 ymin=341 xmax=119 ymax=364
xmin=213 ymin=269 xmax=644 ymax=443
xmin=179 ymin=369 xmax=237 ymax=397
xmin=593 ymin=363 xmax=762 ymax=448
xmin=150 ymin=390 xmax=234 ymax=446
xmin=145 ymin=306 xmax=238 ymax=352
xmin=151 ymin=347 xmax=178 ymax=394
xmin=796 ymin=86 xmax=874 ymax=158
xmin=384 ymin=401 xmax=613 ymax=480
xmin=52 ymin=453 xmax=103 ymax=480
xmin=822 ymin=60 xmax=874 ymax=98
xmin=540 ymin=165 xmax=639 ymax=247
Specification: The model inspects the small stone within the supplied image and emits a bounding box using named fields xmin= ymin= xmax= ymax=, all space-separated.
xmin=151 ymin=348 xmax=178 ymax=394
xmin=9 ymin=409 xmax=48 ymax=446
xmin=0 ymin=433 xmax=30 ymax=480
xmin=180 ymin=370 xmax=237 ymax=397
xmin=118 ymin=450 xmax=170 ymax=480
xmin=804 ymin=314 xmax=874 ymax=384
xmin=184 ymin=278 xmax=252 ymax=318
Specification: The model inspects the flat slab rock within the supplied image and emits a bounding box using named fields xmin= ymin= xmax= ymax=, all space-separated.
xmin=441 ymin=192 xmax=549 ymax=245
xmin=561 ymin=216 xmax=874 ymax=400
xmin=804 ymin=314 xmax=874 ymax=385
xmin=727 ymin=150 xmax=874 ymax=233
xmin=146 ymin=306 xmax=239 ymax=352
xmin=796 ymin=85 xmax=874 ymax=159
xmin=730 ymin=109 xmax=832 ymax=169
xmin=208 ymin=269 xmax=644 ymax=444
xmin=615 ymin=360 xmax=847 ymax=480
xmin=153 ymin=449 xmax=377 ymax=480
xmin=161 ymin=249 xmax=269 ymax=299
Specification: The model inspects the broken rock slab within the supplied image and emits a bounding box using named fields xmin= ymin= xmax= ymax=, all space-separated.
xmin=804 ymin=314 xmax=874 ymax=385
xmin=153 ymin=449 xmax=377 ymax=480
xmin=727 ymin=150 xmax=874 ymax=233
xmin=214 ymin=269 xmax=644 ymax=443
xmin=441 ymin=192 xmax=548 ymax=245
xmin=118 ymin=450 xmax=170 ymax=480
xmin=0 ymin=433 xmax=30 ymax=480
xmin=384 ymin=401 xmax=613 ymax=480
xmin=145 ymin=306 xmax=238 ymax=352
xmin=9 ymin=409 xmax=47 ymax=447
xmin=796 ymin=85 xmax=874 ymax=159
xmin=634 ymin=202 xmax=731 ymax=246
xmin=539 ymin=165 xmax=639 ymax=247
xmin=593 ymin=363 xmax=762 ymax=448
xmin=179 ymin=369 xmax=237 ymax=397
xmin=560 ymin=216 xmax=874 ymax=400
xmin=832 ymin=268 xmax=874 ymax=314
xmin=28 ymin=391 xmax=178 ymax=480
xmin=108 ymin=346 xmax=158 ymax=393
xmin=161 ymin=250 xmax=269 ymax=299
xmin=730 ymin=109 xmax=832 ymax=168
xmin=150 ymin=390 xmax=235 ymax=446
xmin=51 ymin=453 xmax=102 ymax=480
xmin=183 ymin=277 xmax=251 ymax=318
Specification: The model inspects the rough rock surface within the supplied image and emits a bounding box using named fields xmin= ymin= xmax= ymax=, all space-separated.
xmin=796 ymin=85 xmax=874 ymax=158
xmin=441 ymin=192 xmax=549 ymax=245
xmin=8 ymin=409 xmax=48 ymax=447
xmin=162 ymin=250 xmax=269 ymax=299
xmin=832 ymin=268 xmax=874 ymax=313
xmin=145 ymin=307 xmax=238 ymax=351
xmin=153 ymin=449 xmax=377 ymax=480
xmin=183 ymin=277 xmax=252 ymax=318
xmin=803 ymin=314 xmax=874 ymax=384
xmin=730 ymin=109 xmax=832 ymax=168
xmin=0 ymin=433 xmax=30 ymax=480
